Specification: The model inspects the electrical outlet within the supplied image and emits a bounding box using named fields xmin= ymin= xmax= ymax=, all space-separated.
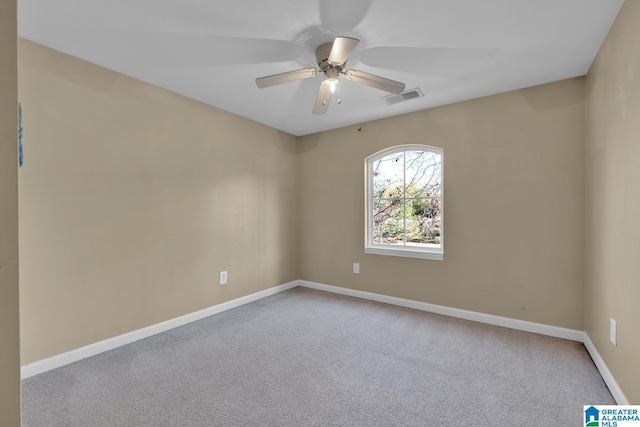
xmin=610 ymin=318 xmax=617 ymax=346
xmin=353 ymin=263 xmax=360 ymax=274
xmin=219 ymin=271 xmax=228 ymax=285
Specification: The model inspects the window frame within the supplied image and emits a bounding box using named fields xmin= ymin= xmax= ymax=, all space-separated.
xmin=364 ymin=144 xmax=444 ymax=261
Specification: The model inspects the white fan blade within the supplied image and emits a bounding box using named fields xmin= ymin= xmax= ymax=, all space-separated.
xmin=344 ymin=69 xmax=405 ymax=94
xmin=256 ymin=68 xmax=318 ymax=88
xmin=358 ymin=47 xmax=499 ymax=77
xmin=81 ymin=30 xmax=302 ymax=69
xmin=328 ymin=37 xmax=360 ymax=66
xmin=320 ymin=0 xmax=373 ymax=33
xmin=313 ymin=82 xmax=333 ymax=115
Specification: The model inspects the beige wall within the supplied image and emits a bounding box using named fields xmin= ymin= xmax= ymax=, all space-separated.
xmin=18 ymin=39 xmax=299 ymax=364
xmin=299 ymin=78 xmax=586 ymax=330
xmin=586 ymin=0 xmax=640 ymax=404
xmin=0 ymin=0 xmax=21 ymax=425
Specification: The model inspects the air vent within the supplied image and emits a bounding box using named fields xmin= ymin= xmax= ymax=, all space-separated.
xmin=383 ymin=88 xmax=424 ymax=105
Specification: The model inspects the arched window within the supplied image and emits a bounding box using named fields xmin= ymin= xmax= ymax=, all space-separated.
xmin=365 ymin=145 xmax=443 ymax=260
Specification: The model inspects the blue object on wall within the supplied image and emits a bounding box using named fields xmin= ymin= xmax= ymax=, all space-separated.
xmin=18 ymin=102 xmax=23 ymax=167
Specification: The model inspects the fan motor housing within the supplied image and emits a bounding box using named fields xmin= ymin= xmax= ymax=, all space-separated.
xmin=316 ymin=42 xmax=341 ymax=72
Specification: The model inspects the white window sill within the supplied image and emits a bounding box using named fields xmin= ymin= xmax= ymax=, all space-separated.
xmin=365 ymin=246 xmax=444 ymax=261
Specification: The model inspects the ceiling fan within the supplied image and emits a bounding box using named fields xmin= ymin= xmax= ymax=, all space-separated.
xmin=255 ymin=36 xmax=406 ymax=115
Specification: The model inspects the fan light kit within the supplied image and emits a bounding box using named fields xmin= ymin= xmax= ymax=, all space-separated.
xmin=256 ymin=37 xmax=405 ymax=115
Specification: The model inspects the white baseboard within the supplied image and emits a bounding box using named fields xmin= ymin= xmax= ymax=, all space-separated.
xmin=21 ymin=280 xmax=299 ymax=379
xmin=299 ymin=280 xmax=584 ymax=342
xmin=583 ymin=333 xmax=629 ymax=405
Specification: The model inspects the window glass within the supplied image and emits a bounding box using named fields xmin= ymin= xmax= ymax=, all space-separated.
xmin=366 ymin=146 xmax=443 ymax=260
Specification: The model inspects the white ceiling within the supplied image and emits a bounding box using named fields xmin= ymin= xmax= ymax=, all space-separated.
xmin=18 ymin=0 xmax=624 ymax=136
